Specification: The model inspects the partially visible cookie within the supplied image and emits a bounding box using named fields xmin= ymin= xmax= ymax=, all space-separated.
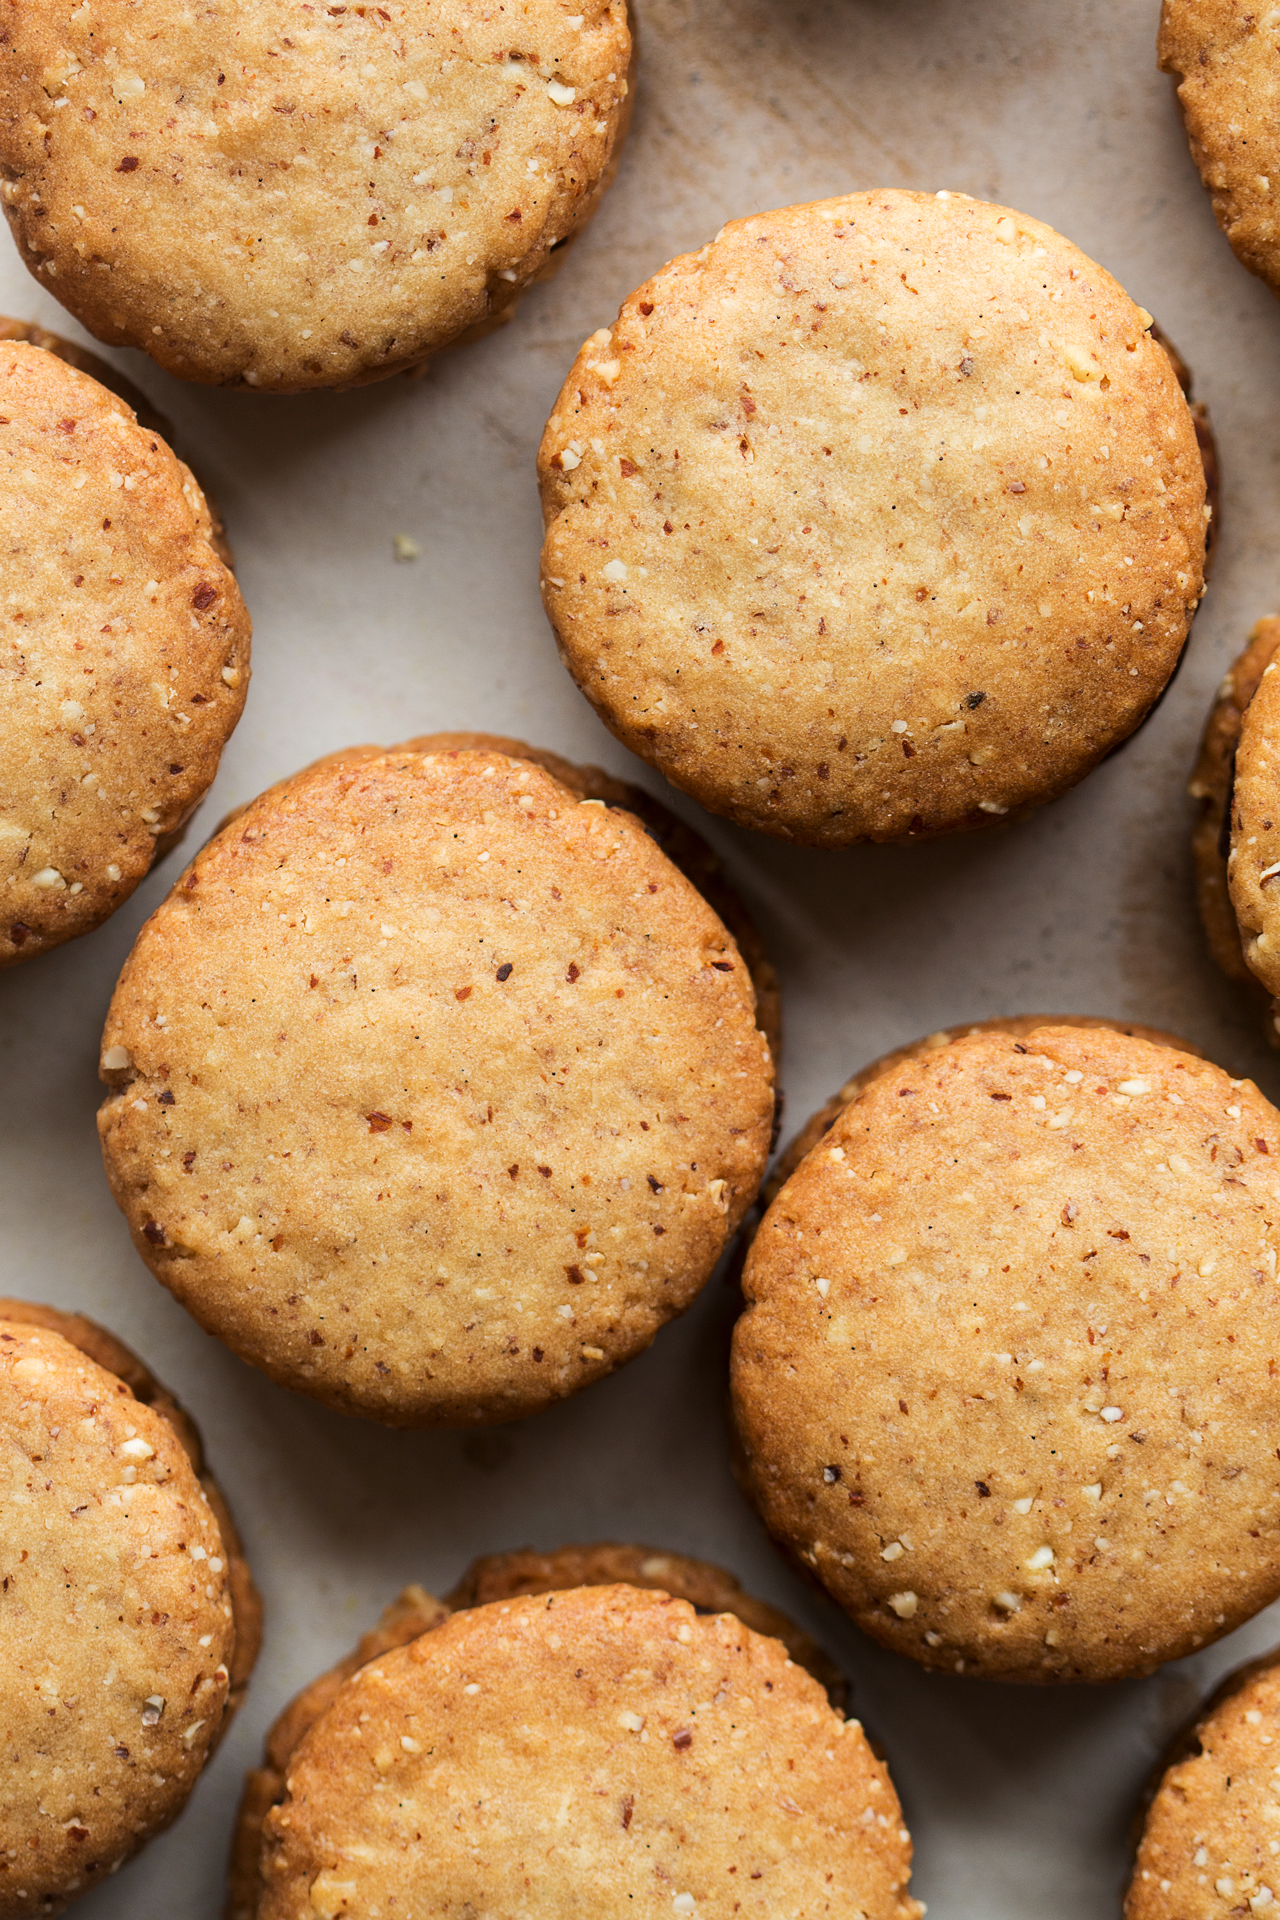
xmin=733 ymin=1022 xmax=1280 ymax=1682
xmin=1127 ymin=1647 xmax=1280 ymax=1917
xmin=0 ymin=4 xmax=633 ymax=391
xmin=98 ymin=738 xmax=776 ymax=1427
xmin=229 ymin=1566 xmax=918 ymax=1920
xmin=539 ymin=189 xmax=1208 ymax=847
xmin=1216 ymin=634 xmax=1280 ymax=1040
xmin=0 ymin=1300 xmax=260 ymax=1916
xmin=1189 ymin=619 xmax=1280 ymax=996
xmin=0 ymin=334 xmax=249 ymax=966
xmin=1160 ymin=2 xmax=1280 ymax=297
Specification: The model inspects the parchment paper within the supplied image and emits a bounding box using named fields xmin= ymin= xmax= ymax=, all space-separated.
xmin=4 ymin=3 xmax=1279 ymax=1913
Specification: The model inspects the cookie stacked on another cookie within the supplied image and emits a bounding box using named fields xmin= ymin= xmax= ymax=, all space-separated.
xmin=0 ymin=326 xmax=249 ymax=966
xmin=228 ymin=1544 xmax=920 ymax=1920
xmin=0 ymin=1300 xmax=260 ymax=1916
xmin=97 ymin=735 xmax=776 ymax=1426
xmin=539 ymin=189 xmax=1210 ymax=846
xmin=0 ymin=3 xmax=633 ymax=391
xmin=733 ymin=1018 xmax=1280 ymax=1682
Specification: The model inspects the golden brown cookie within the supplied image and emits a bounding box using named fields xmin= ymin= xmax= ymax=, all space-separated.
xmin=732 ymin=1021 xmax=1280 ymax=1683
xmin=1127 ymin=1647 xmax=1280 ymax=1917
xmin=1159 ymin=2 xmax=1280 ymax=298
xmin=1189 ymin=619 xmax=1280 ymax=999
xmin=1216 ymin=635 xmax=1280 ymax=1039
xmin=0 ymin=334 xmax=249 ymax=966
xmin=229 ymin=1570 xmax=918 ymax=1920
xmin=98 ymin=737 xmax=775 ymax=1427
xmin=0 ymin=1299 xmax=261 ymax=1916
xmin=0 ymin=3 xmax=632 ymax=392
xmin=538 ymin=188 xmax=1209 ymax=847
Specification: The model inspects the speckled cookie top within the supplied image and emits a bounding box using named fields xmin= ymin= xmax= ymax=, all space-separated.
xmin=0 ymin=338 xmax=248 ymax=967
xmin=1160 ymin=1 xmax=1280 ymax=295
xmin=0 ymin=2 xmax=631 ymax=391
xmin=1128 ymin=1652 xmax=1280 ymax=1918
xmin=255 ymin=1584 xmax=921 ymax=1920
xmin=1190 ymin=619 xmax=1280 ymax=995
xmin=97 ymin=743 xmax=774 ymax=1426
xmin=538 ymin=189 xmax=1207 ymax=846
xmin=0 ymin=1317 xmax=237 ymax=1916
xmin=1226 ymin=646 xmax=1280 ymax=1002
xmin=732 ymin=1024 xmax=1280 ymax=1682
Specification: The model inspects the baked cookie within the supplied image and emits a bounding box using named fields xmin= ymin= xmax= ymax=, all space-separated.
xmin=732 ymin=1020 xmax=1280 ymax=1682
xmin=97 ymin=736 xmax=776 ymax=1427
xmin=1160 ymin=2 xmax=1280 ymax=298
xmin=0 ymin=328 xmax=249 ymax=967
xmin=0 ymin=3 xmax=632 ymax=392
xmin=1190 ymin=620 xmax=1280 ymax=1039
xmin=538 ymin=189 xmax=1210 ymax=847
xmin=1127 ymin=1647 xmax=1280 ymax=1918
xmin=228 ymin=1553 xmax=919 ymax=1920
xmin=0 ymin=1298 xmax=261 ymax=1916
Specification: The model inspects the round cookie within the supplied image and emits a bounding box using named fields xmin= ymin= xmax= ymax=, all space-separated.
xmin=1160 ymin=2 xmax=1280 ymax=298
xmin=97 ymin=737 xmax=776 ymax=1427
xmin=0 ymin=332 xmax=249 ymax=967
xmin=538 ymin=189 xmax=1209 ymax=847
xmin=1209 ymin=630 xmax=1280 ymax=1040
xmin=1127 ymin=1648 xmax=1280 ymax=1918
xmin=0 ymin=4 xmax=632 ymax=392
xmin=732 ymin=1021 xmax=1280 ymax=1683
xmin=0 ymin=1299 xmax=261 ymax=1916
xmin=1189 ymin=618 xmax=1280 ymax=1001
xmin=229 ymin=1572 xmax=919 ymax=1920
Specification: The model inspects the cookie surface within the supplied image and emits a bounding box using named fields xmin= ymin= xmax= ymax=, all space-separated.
xmin=538 ymin=189 xmax=1208 ymax=846
xmin=228 ymin=1540 xmax=851 ymax=1920
xmin=1190 ymin=618 xmax=1280 ymax=992
xmin=98 ymin=740 xmax=774 ymax=1426
xmin=1127 ymin=1649 xmax=1280 ymax=1918
xmin=0 ymin=336 xmax=249 ymax=966
xmin=0 ymin=1302 xmax=259 ymax=1916
xmin=0 ymin=3 xmax=631 ymax=391
xmin=248 ymin=1582 xmax=920 ymax=1920
xmin=1160 ymin=1 xmax=1280 ymax=296
xmin=732 ymin=1023 xmax=1280 ymax=1682
xmin=1224 ymin=639 xmax=1280 ymax=1006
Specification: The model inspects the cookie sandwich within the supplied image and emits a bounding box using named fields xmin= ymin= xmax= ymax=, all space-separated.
xmin=98 ymin=735 xmax=776 ymax=1426
xmin=0 ymin=1299 xmax=260 ymax=1915
xmin=732 ymin=1018 xmax=1280 ymax=1682
xmin=0 ymin=325 xmax=249 ymax=967
xmin=228 ymin=1542 xmax=920 ymax=1920
xmin=539 ymin=189 xmax=1210 ymax=846
xmin=0 ymin=3 xmax=632 ymax=391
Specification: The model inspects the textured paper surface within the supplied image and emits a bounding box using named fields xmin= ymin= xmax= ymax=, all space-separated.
xmin=3 ymin=2 xmax=1280 ymax=1913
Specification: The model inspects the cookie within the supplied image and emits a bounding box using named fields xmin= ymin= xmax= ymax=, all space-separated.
xmin=538 ymin=188 xmax=1210 ymax=847
xmin=0 ymin=329 xmax=249 ymax=967
xmin=1189 ymin=619 xmax=1280 ymax=1003
xmin=1127 ymin=1647 xmax=1280 ymax=1918
xmin=1160 ymin=2 xmax=1280 ymax=298
xmin=0 ymin=4 xmax=632 ymax=392
xmin=0 ymin=1298 xmax=261 ymax=1916
xmin=97 ymin=736 xmax=776 ymax=1426
xmin=731 ymin=1020 xmax=1280 ymax=1682
xmin=228 ymin=1557 xmax=919 ymax=1920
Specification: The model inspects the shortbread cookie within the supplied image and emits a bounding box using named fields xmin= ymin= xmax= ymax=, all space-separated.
xmin=1160 ymin=2 xmax=1280 ymax=297
xmin=0 ymin=4 xmax=632 ymax=392
xmin=0 ymin=1299 xmax=260 ymax=1916
xmin=228 ymin=1568 xmax=919 ymax=1920
xmin=1127 ymin=1648 xmax=1280 ymax=1918
xmin=98 ymin=737 xmax=775 ymax=1426
xmin=0 ymin=333 xmax=249 ymax=967
xmin=1189 ymin=618 xmax=1280 ymax=995
xmin=539 ymin=189 xmax=1209 ymax=846
xmin=732 ymin=1022 xmax=1280 ymax=1682
xmin=760 ymin=1013 xmax=1202 ymax=1210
